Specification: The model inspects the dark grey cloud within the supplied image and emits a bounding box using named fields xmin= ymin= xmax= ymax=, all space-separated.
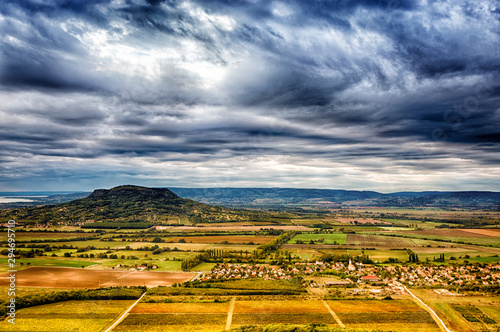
xmin=0 ymin=0 xmax=499 ymax=191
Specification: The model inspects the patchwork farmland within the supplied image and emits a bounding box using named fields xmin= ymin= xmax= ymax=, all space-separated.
xmin=1 ymin=186 xmax=500 ymax=331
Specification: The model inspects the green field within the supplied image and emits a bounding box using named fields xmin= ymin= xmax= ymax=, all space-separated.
xmin=191 ymin=262 xmax=217 ymax=271
xmin=288 ymin=233 xmax=347 ymax=245
xmin=390 ymin=232 xmax=500 ymax=247
xmin=410 ymin=289 xmax=500 ymax=332
xmin=0 ymin=258 xmax=98 ymax=271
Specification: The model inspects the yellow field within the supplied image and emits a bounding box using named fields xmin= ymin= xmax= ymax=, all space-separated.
xmin=234 ymin=300 xmax=327 ymax=313
xmin=116 ymin=302 xmax=228 ymax=332
xmin=132 ymin=302 xmax=230 ymax=314
xmin=327 ymin=299 xmax=440 ymax=331
xmin=326 ymin=299 xmax=422 ymax=312
xmin=0 ymin=300 xmax=134 ymax=332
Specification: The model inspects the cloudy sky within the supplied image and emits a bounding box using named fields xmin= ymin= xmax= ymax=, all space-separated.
xmin=0 ymin=0 xmax=499 ymax=192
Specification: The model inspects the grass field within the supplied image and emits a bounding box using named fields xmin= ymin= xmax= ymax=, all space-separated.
xmin=0 ymin=258 xmax=98 ymax=272
xmin=2 ymin=232 xmax=94 ymax=241
xmin=0 ymin=300 xmax=135 ymax=332
xmin=409 ymin=289 xmax=500 ymax=332
xmin=93 ymin=258 xmax=184 ymax=272
xmin=391 ymin=230 xmax=500 ymax=247
xmin=288 ymin=233 xmax=347 ymax=245
xmin=191 ymin=262 xmax=216 ymax=271
xmin=345 ymin=234 xmax=424 ymax=247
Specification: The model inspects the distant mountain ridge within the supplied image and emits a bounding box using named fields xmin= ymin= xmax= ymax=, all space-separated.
xmin=1 ymin=187 xmax=499 ymax=210
xmin=169 ymin=188 xmax=500 ymax=209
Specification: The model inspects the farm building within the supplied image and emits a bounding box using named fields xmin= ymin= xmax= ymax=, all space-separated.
xmin=360 ymin=275 xmax=379 ymax=283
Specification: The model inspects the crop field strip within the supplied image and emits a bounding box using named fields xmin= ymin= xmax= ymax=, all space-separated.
xmin=0 ymin=300 xmax=135 ymax=332
xmin=450 ymin=303 xmax=499 ymax=330
xmin=114 ymin=300 xmax=341 ymax=331
xmin=288 ymin=233 xmax=347 ymax=244
xmin=326 ymin=299 xmax=440 ymax=331
xmin=115 ymin=302 xmax=231 ymax=332
xmin=346 ymin=234 xmax=421 ymax=247
xmin=113 ymin=299 xmax=443 ymax=331
xmin=408 ymin=288 xmax=500 ymax=332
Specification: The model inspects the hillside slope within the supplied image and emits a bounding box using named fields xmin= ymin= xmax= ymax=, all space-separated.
xmin=0 ymin=185 xmax=267 ymax=225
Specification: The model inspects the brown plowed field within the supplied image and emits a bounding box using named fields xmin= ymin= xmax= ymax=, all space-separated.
xmin=0 ymin=267 xmax=195 ymax=288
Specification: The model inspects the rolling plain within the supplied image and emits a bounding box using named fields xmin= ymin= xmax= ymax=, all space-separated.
xmin=0 ymin=186 xmax=499 ymax=331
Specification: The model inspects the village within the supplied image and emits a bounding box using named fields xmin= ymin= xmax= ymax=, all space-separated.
xmin=201 ymin=260 xmax=500 ymax=291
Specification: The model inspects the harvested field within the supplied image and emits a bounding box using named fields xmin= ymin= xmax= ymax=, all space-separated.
xmin=461 ymin=229 xmax=500 ymax=237
xmin=346 ymin=234 xmax=419 ymax=247
xmin=0 ymin=267 xmax=195 ymax=288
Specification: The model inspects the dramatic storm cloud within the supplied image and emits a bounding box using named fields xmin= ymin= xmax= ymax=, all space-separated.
xmin=0 ymin=0 xmax=499 ymax=191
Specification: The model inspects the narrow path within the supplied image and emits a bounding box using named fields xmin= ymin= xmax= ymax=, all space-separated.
xmin=404 ymin=286 xmax=453 ymax=332
xmin=322 ymin=300 xmax=345 ymax=328
xmin=100 ymin=271 xmax=136 ymax=287
xmin=225 ymin=297 xmax=236 ymax=331
xmin=190 ymin=271 xmax=203 ymax=282
xmin=103 ymin=291 xmax=147 ymax=332
xmin=116 ymin=271 xmax=136 ymax=280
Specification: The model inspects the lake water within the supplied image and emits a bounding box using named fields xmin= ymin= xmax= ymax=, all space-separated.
xmin=0 ymin=196 xmax=43 ymax=203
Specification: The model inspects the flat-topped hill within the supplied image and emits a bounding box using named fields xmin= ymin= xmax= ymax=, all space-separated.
xmin=88 ymin=185 xmax=182 ymax=202
xmin=0 ymin=185 xmax=267 ymax=225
